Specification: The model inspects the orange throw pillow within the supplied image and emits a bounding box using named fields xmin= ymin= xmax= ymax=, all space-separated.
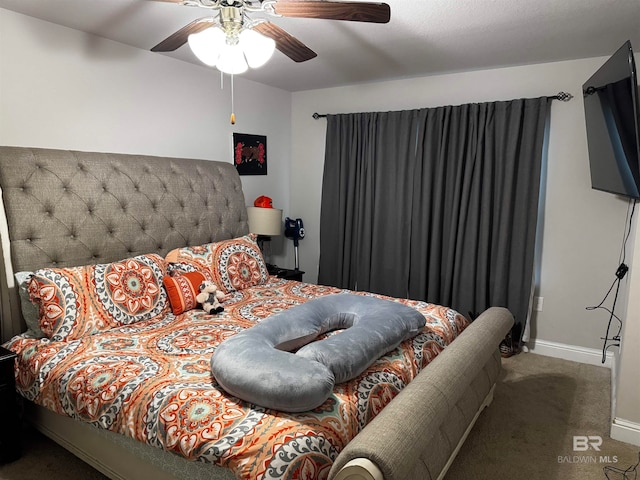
xmin=163 ymin=271 xmax=206 ymax=315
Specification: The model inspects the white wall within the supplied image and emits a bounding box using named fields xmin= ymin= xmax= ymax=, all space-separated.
xmin=290 ymin=57 xmax=640 ymax=436
xmin=0 ymin=8 xmax=293 ymax=266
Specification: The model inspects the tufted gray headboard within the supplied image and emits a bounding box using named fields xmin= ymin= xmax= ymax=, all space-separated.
xmin=0 ymin=147 xmax=249 ymax=341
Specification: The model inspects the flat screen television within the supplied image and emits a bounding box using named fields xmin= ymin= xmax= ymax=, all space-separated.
xmin=583 ymin=40 xmax=640 ymax=200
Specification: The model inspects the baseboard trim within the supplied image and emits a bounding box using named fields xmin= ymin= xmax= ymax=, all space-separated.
xmin=526 ymin=340 xmax=638 ymax=447
xmin=526 ymin=339 xmax=614 ymax=369
xmin=611 ymin=418 xmax=640 ymax=447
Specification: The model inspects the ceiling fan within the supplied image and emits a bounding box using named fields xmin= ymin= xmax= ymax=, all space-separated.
xmin=149 ymin=0 xmax=391 ymax=65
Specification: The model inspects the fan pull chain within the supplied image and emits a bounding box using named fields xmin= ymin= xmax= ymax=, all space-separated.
xmin=230 ymin=74 xmax=236 ymax=125
xmin=218 ymin=71 xmax=236 ymax=125
xmin=218 ymin=72 xmax=236 ymax=125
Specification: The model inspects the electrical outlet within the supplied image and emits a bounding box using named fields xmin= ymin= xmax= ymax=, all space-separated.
xmin=533 ymin=296 xmax=544 ymax=312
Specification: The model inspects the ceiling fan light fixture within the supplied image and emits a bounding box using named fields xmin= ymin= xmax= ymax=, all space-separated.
xmin=187 ymin=25 xmax=274 ymax=74
xmin=152 ymin=1 xmax=392 ymax=70
xmin=188 ymin=26 xmax=226 ymax=67
xmin=239 ymin=28 xmax=276 ymax=69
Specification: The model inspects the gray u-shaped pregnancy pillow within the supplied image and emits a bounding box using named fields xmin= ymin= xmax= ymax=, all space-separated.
xmin=210 ymin=293 xmax=426 ymax=412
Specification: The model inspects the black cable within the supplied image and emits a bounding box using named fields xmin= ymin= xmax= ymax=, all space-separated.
xmin=586 ymin=198 xmax=637 ymax=364
xmin=603 ymin=450 xmax=639 ymax=480
xmin=600 ymin=278 xmax=622 ymax=363
xmin=620 ymin=200 xmax=636 ymax=264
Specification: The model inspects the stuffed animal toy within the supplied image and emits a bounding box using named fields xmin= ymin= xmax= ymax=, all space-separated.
xmin=196 ymin=281 xmax=226 ymax=315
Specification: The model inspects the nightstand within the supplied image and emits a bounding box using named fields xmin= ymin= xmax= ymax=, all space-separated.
xmin=267 ymin=265 xmax=305 ymax=282
xmin=0 ymin=346 xmax=21 ymax=464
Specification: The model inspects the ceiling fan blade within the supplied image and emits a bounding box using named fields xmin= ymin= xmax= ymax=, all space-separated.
xmin=254 ymin=22 xmax=317 ymax=63
xmin=273 ymin=1 xmax=390 ymax=23
xmin=151 ymin=18 xmax=214 ymax=52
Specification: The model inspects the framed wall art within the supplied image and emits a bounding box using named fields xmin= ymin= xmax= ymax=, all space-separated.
xmin=233 ymin=133 xmax=267 ymax=176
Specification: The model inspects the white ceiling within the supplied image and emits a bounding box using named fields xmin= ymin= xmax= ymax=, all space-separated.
xmin=1 ymin=0 xmax=639 ymax=92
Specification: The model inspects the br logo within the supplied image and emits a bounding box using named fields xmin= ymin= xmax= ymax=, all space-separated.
xmin=573 ymin=435 xmax=603 ymax=452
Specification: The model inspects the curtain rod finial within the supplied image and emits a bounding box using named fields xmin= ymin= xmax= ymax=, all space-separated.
xmin=555 ymin=91 xmax=573 ymax=102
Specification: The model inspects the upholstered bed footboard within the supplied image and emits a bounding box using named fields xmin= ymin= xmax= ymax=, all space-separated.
xmin=329 ymin=307 xmax=514 ymax=480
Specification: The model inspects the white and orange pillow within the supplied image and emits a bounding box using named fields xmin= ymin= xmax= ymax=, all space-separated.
xmin=165 ymin=234 xmax=268 ymax=295
xmin=28 ymin=254 xmax=169 ymax=341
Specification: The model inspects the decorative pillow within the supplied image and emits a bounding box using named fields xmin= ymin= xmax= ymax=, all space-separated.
xmin=28 ymin=254 xmax=169 ymax=341
xmin=14 ymin=271 xmax=46 ymax=338
xmin=163 ymin=271 xmax=207 ymax=315
xmin=165 ymin=234 xmax=268 ymax=293
xmin=165 ymin=244 xmax=215 ymax=281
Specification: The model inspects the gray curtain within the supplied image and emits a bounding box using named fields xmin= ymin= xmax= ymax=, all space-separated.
xmin=318 ymin=98 xmax=550 ymax=343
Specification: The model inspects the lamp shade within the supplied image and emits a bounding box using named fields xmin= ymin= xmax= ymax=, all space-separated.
xmin=247 ymin=207 xmax=282 ymax=236
xmin=217 ymin=42 xmax=249 ymax=74
xmin=239 ymin=29 xmax=276 ymax=69
xmin=188 ymin=27 xmax=226 ymax=67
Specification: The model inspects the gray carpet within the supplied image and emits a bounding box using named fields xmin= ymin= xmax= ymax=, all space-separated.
xmin=446 ymin=353 xmax=639 ymax=480
xmin=0 ymin=353 xmax=637 ymax=480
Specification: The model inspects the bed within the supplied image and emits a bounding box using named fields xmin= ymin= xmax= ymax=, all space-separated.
xmin=0 ymin=146 xmax=513 ymax=480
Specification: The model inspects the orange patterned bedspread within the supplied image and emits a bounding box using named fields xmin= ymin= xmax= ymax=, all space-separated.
xmin=6 ymin=277 xmax=468 ymax=479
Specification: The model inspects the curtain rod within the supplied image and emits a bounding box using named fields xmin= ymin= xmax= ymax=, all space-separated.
xmin=312 ymin=91 xmax=574 ymax=119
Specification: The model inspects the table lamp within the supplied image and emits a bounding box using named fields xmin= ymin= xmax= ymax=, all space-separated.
xmin=247 ymin=199 xmax=282 ymax=265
